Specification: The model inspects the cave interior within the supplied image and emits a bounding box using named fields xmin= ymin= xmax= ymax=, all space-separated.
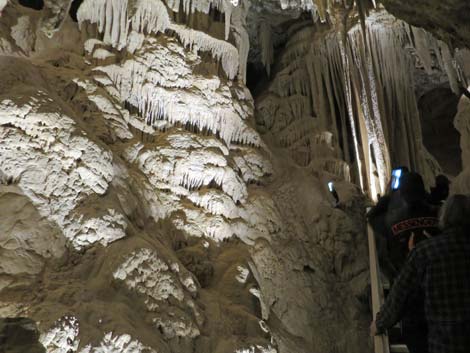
xmin=0 ymin=1 xmax=469 ymax=353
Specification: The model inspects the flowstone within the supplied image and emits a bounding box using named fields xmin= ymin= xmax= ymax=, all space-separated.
xmin=0 ymin=1 xmax=426 ymax=353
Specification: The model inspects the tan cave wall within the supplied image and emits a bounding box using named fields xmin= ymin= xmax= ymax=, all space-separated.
xmin=0 ymin=1 xmax=372 ymax=353
xmin=2 ymin=1 xmax=468 ymax=352
xmin=452 ymin=94 xmax=470 ymax=194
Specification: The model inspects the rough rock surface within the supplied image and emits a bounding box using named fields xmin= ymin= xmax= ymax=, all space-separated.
xmin=452 ymin=94 xmax=470 ymax=194
xmin=2 ymin=1 xmax=468 ymax=353
xmin=0 ymin=1 xmax=371 ymax=353
xmin=418 ymin=86 xmax=462 ymax=176
xmin=381 ymin=0 xmax=470 ymax=49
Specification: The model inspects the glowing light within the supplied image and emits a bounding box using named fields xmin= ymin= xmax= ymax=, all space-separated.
xmin=392 ymin=168 xmax=402 ymax=190
xmin=328 ymin=182 xmax=334 ymax=192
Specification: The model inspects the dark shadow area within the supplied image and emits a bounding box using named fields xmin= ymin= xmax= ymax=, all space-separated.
xmin=418 ymin=86 xmax=462 ymax=175
xmin=246 ymin=62 xmax=269 ymax=98
xmin=69 ymin=0 xmax=84 ymax=22
xmin=18 ymin=0 xmax=44 ymax=10
xmin=0 ymin=318 xmax=45 ymax=353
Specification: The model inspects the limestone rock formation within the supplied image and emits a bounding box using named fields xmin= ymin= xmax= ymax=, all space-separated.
xmin=381 ymin=0 xmax=470 ymax=49
xmin=0 ymin=1 xmax=469 ymax=353
xmin=0 ymin=1 xmax=368 ymax=352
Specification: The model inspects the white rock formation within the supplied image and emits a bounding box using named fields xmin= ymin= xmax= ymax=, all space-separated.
xmin=79 ymin=333 xmax=159 ymax=353
xmin=0 ymin=2 xmax=280 ymax=353
xmin=3 ymin=1 xmax=465 ymax=353
xmin=0 ymin=58 xmax=127 ymax=250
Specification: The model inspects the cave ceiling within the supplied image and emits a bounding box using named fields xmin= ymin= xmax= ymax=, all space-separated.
xmin=381 ymin=0 xmax=470 ymax=49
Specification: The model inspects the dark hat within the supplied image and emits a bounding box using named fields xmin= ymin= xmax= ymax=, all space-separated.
xmin=400 ymin=172 xmax=426 ymax=203
xmin=435 ymin=174 xmax=450 ymax=186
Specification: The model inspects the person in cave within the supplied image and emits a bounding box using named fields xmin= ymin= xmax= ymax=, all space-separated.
xmin=382 ymin=172 xmax=441 ymax=353
xmin=427 ymin=174 xmax=451 ymax=206
xmin=371 ymin=194 xmax=470 ymax=353
xmin=367 ymin=167 xmax=410 ymax=223
xmin=368 ymin=171 xmax=441 ymax=353
xmin=384 ymin=172 xmax=441 ymax=274
xmin=367 ymin=167 xmax=410 ymax=280
xmin=367 ymin=169 xmax=441 ymax=279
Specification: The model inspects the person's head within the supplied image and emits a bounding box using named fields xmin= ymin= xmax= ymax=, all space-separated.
xmin=401 ymin=166 xmax=410 ymax=174
xmin=435 ymin=174 xmax=450 ymax=187
xmin=400 ymin=172 xmax=426 ymax=205
xmin=439 ymin=194 xmax=470 ymax=230
xmin=432 ymin=174 xmax=451 ymax=200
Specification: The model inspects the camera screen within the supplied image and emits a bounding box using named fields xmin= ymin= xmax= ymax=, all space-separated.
xmin=391 ymin=169 xmax=403 ymax=190
xmin=328 ymin=181 xmax=334 ymax=192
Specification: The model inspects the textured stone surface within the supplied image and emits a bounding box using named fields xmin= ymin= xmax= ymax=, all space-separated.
xmin=418 ymin=86 xmax=462 ymax=176
xmin=381 ymin=0 xmax=470 ymax=49
xmin=0 ymin=3 xmax=277 ymax=352
xmin=2 ymin=1 xmax=467 ymax=353
xmin=452 ymin=94 xmax=470 ymax=194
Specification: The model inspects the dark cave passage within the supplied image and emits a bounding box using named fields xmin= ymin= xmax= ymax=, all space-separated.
xmin=418 ymin=86 xmax=462 ymax=176
xmin=69 ymin=0 xmax=84 ymax=22
xmin=18 ymin=0 xmax=44 ymax=10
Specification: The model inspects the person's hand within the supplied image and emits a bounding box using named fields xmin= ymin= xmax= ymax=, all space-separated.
xmin=370 ymin=321 xmax=378 ymax=337
xmin=408 ymin=232 xmax=415 ymax=251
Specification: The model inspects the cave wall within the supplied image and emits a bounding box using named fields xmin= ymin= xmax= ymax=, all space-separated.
xmin=452 ymin=94 xmax=470 ymax=194
xmin=1 ymin=1 xmax=469 ymax=353
xmin=418 ymin=86 xmax=461 ymax=176
xmin=254 ymin=8 xmax=467 ymax=199
xmin=381 ymin=0 xmax=470 ymax=49
xmin=0 ymin=1 xmax=372 ymax=353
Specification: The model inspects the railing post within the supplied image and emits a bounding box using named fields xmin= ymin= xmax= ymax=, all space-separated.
xmin=367 ymin=209 xmax=391 ymax=353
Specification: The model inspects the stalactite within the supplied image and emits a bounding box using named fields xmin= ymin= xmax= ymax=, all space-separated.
xmin=411 ymin=26 xmax=434 ymax=75
xmin=339 ymin=37 xmax=366 ymax=191
xmin=131 ymin=0 xmax=170 ymax=35
xmin=223 ymin=0 xmax=232 ymax=40
xmin=259 ymin=19 xmax=273 ymax=77
xmin=349 ymin=33 xmax=388 ymax=194
xmin=278 ymin=0 xmax=373 ymax=27
xmin=315 ymin=0 xmax=327 ymax=22
xmin=169 ymin=23 xmax=240 ymax=79
xmin=96 ymin=39 xmax=259 ymax=146
xmin=77 ymin=0 xmax=241 ymax=80
xmin=229 ymin=1 xmax=250 ymax=84
xmin=260 ymin=7 xmax=470 ymax=196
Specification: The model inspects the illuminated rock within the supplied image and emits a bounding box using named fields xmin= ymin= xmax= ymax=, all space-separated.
xmin=0 ymin=1 xmax=467 ymax=353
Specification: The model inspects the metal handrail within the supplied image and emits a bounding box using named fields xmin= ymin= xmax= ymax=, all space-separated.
xmin=367 ymin=213 xmax=391 ymax=353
